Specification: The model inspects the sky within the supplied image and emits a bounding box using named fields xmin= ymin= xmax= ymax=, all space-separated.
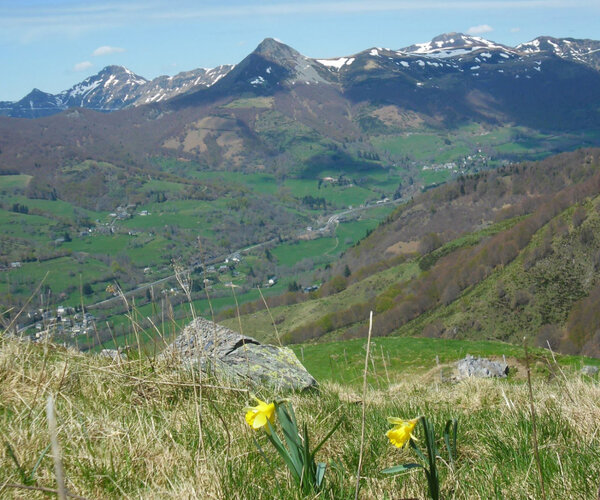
xmin=1 ymin=0 xmax=599 ymax=101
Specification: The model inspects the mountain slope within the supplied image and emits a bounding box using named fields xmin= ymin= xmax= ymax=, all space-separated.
xmin=226 ymin=149 xmax=600 ymax=357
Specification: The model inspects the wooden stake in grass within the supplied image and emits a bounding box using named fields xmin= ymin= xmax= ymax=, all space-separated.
xmin=523 ymin=337 xmax=547 ymax=500
xmin=355 ymin=311 xmax=374 ymax=500
xmin=381 ymin=345 xmax=391 ymax=386
xmin=46 ymin=395 xmax=67 ymax=500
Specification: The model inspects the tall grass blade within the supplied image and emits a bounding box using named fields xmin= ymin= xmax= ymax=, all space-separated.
xmin=354 ymin=310 xmax=374 ymax=500
xmin=4 ymin=441 xmax=29 ymax=485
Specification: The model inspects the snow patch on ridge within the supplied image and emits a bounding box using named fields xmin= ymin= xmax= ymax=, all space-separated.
xmin=316 ymin=57 xmax=354 ymax=70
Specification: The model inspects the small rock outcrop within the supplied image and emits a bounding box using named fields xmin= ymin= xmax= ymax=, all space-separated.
xmin=457 ymin=355 xmax=509 ymax=379
xmin=161 ymin=317 xmax=317 ymax=392
xmin=99 ymin=348 xmax=126 ymax=361
xmin=581 ymin=365 xmax=599 ymax=376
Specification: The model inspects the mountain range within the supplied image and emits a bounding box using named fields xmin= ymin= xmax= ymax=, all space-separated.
xmin=0 ymin=64 xmax=233 ymax=118
xmin=1 ymin=32 xmax=600 ymax=183
xmin=2 ymin=33 xmax=600 ymax=120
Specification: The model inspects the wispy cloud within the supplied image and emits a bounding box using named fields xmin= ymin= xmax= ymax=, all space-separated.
xmin=510 ymin=27 xmax=521 ymax=32
xmin=468 ymin=24 xmax=494 ymax=35
xmin=74 ymin=61 xmax=93 ymax=71
xmin=93 ymin=45 xmax=125 ymax=56
xmin=146 ymin=1 xmax=593 ymax=19
xmin=0 ymin=1 xmax=593 ymax=42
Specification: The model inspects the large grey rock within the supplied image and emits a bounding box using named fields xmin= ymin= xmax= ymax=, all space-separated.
xmin=581 ymin=365 xmax=599 ymax=376
xmin=457 ymin=354 xmax=509 ymax=379
xmin=161 ymin=317 xmax=317 ymax=392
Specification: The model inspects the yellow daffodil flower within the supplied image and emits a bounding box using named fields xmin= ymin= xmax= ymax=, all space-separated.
xmin=244 ymin=397 xmax=275 ymax=430
xmin=386 ymin=417 xmax=419 ymax=448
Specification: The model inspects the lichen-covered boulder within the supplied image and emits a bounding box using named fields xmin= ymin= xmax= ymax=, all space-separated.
xmin=161 ymin=317 xmax=317 ymax=392
xmin=456 ymin=354 xmax=509 ymax=379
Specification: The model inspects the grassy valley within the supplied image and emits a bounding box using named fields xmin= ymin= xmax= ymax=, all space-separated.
xmin=5 ymin=114 xmax=591 ymax=346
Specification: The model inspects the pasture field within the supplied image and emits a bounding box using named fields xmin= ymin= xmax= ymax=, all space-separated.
xmin=0 ymin=174 xmax=32 ymax=190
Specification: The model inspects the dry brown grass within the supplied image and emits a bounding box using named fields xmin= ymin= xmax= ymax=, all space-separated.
xmin=1 ymin=333 xmax=599 ymax=499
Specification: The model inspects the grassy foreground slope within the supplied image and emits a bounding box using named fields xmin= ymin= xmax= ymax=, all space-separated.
xmin=0 ymin=336 xmax=599 ymax=499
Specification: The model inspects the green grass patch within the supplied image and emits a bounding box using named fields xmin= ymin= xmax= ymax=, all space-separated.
xmin=420 ymin=169 xmax=452 ymax=186
xmin=271 ymin=237 xmax=339 ymax=267
xmin=285 ymin=179 xmax=376 ymax=208
xmin=6 ymin=255 xmax=110 ymax=306
xmin=224 ymin=97 xmax=274 ymax=109
xmin=0 ymin=174 xmax=32 ymax=190
xmin=294 ymin=336 xmax=519 ymax=385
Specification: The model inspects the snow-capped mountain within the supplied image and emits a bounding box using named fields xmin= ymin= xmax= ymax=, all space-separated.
xmin=2 ymin=64 xmax=234 ymax=118
xmin=135 ymin=65 xmax=232 ymax=104
xmin=517 ymin=36 xmax=600 ymax=70
xmin=59 ymin=65 xmax=149 ymax=111
xmin=2 ymin=34 xmax=600 ymax=186
xmin=314 ymin=32 xmax=528 ymax=80
xmin=8 ymin=89 xmax=63 ymax=118
xmin=401 ymin=32 xmax=517 ymax=58
xmin=3 ymin=33 xmax=600 ymax=120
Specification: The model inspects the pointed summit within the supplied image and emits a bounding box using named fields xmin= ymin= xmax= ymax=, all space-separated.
xmin=251 ymin=38 xmax=305 ymax=67
xmin=9 ymin=88 xmax=62 ymax=118
xmin=198 ymin=36 xmax=330 ymax=95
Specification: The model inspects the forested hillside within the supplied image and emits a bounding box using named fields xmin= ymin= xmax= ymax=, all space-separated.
xmin=227 ymin=149 xmax=600 ymax=356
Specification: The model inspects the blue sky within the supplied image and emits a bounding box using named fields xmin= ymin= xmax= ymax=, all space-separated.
xmin=1 ymin=0 xmax=599 ymax=101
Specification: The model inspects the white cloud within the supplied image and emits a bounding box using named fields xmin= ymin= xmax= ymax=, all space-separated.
xmin=467 ymin=24 xmax=494 ymax=35
xmin=510 ymin=27 xmax=521 ymax=32
xmin=74 ymin=61 xmax=93 ymax=71
xmin=92 ymin=45 xmax=125 ymax=56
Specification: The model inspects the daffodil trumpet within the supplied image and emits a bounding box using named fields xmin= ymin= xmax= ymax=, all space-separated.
xmin=386 ymin=417 xmax=420 ymax=448
xmin=244 ymin=396 xmax=275 ymax=430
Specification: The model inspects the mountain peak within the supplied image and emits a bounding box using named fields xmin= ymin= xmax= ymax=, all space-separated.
xmin=96 ymin=65 xmax=147 ymax=81
xmin=402 ymin=32 xmax=509 ymax=57
xmin=27 ymin=88 xmax=52 ymax=97
xmin=516 ymin=36 xmax=600 ymax=69
xmin=252 ymin=38 xmax=302 ymax=61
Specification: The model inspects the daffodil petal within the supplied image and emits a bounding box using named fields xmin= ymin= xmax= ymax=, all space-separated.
xmin=387 ymin=416 xmax=405 ymax=425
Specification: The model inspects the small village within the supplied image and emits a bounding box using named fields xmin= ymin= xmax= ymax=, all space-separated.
xmin=22 ymin=306 xmax=97 ymax=340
